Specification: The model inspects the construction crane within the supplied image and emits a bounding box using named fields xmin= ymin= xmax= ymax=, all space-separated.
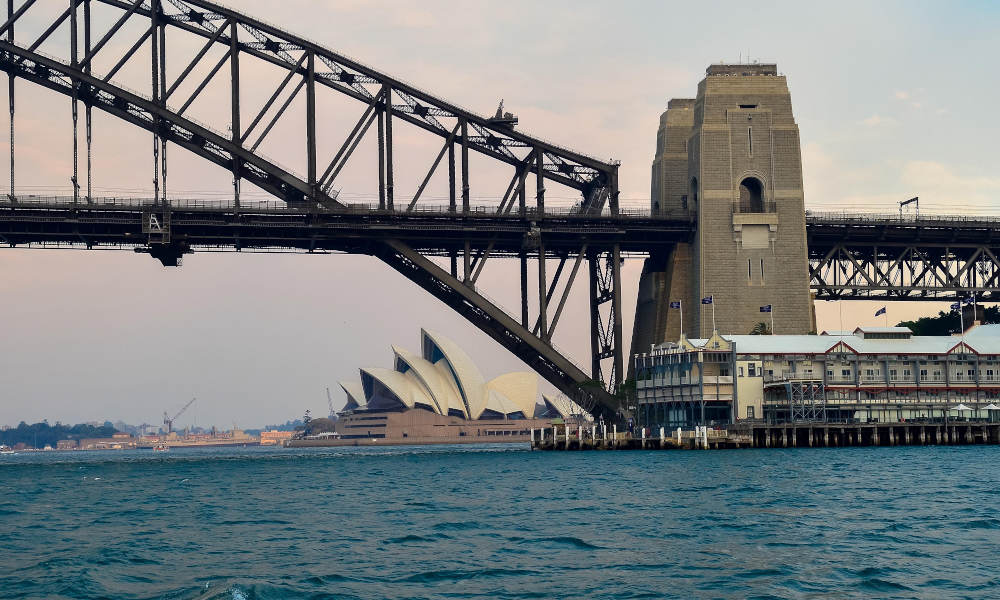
xmin=163 ymin=397 xmax=196 ymax=434
xmin=326 ymin=387 xmax=336 ymax=420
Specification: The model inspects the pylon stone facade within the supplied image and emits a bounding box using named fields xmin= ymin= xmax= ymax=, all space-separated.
xmin=632 ymin=63 xmax=815 ymax=360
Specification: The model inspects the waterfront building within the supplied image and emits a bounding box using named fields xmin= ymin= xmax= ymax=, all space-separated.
xmin=77 ymin=436 xmax=138 ymax=450
xmin=634 ymin=324 xmax=1000 ymax=428
xmin=331 ymin=329 xmax=588 ymax=443
xmin=260 ymin=430 xmax=294 ymax=446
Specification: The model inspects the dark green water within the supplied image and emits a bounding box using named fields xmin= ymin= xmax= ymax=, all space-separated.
xmin=1 ymin=444 xmax=999 ymax=599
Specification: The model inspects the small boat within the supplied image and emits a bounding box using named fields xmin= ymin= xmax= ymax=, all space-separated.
xmin=153 ymin=444 xmax=169 ymax=452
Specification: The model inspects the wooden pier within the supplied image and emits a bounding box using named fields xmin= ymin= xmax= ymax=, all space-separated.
xmin=530 ymin=422 xmax=1000 ymax=451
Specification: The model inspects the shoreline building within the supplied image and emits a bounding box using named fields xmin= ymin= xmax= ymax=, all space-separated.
xmin=632 ymin=63 xmax=815 ymax=364
xmin=634 ymin=325 xmax=1000 ymax=428
xmin=334 ymin=329 xmax=588 ymax=443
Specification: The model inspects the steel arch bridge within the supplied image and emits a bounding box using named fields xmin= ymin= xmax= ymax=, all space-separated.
xmin=5 ymin=2 xmax=1000 ymax=419
xmin=0 ymin=0 xmax=632 ymax=416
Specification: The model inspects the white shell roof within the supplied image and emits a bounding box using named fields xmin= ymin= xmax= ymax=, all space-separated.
xmin=422 ymin=329 xmax=487 ymax=419
xmin=487 ymin=372 xmax=539 ymax=418
xmin=360 ymin=367 xmax=433 ymax=411
xmin=392 ymin=346 xmax=453 ymax=415
xmin=541 ymin=394 xmax=592 ymax=420
xmin=485 ymin=389 xmax=520 ymax=416
xmin=339 ymin=381 xmax=366 ymax=411
xmin=339 ymin=328 xmax=544 ymax=421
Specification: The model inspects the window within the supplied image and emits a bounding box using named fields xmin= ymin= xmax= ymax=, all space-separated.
xmin=904 ymin=369 xmax=911 ymax=377
xmin=841 ymin=369 xmax=851 ymax=377
xmin=827 ymin=370 xmax=833 ymax=377
xmin=747 ymin=127 xmax=753 ymax=156
xmin=890 ymin=369 xmax=897 ymax=380
xmin=748 ymin=364 xmax=756 ymax=377
xmin=746 ymin=406 xmax=755 ymax=419
xmin=748 ymin=259 xmax=752 ymax=282
xmin=920 ymin=369 xmax=928 ymax=378
xmin=739 ymin=367 xmax=745 ymax=377
xmin=760 ymin=259 xmax=765 ymax=284
xmin=738 ymin=177 xmax=764 ymax=213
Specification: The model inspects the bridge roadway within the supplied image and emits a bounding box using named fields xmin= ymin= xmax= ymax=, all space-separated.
xmin=0 ymin=197 xmax=696 ymax=258
xmin=2 ymin=197 xmax=999 ymax=260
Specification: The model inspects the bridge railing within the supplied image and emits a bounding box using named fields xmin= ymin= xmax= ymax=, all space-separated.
xmin=806 ymin=210 xmax=1000 ymax=226
xmin=0 ymin=195 xmax=679 ymax=220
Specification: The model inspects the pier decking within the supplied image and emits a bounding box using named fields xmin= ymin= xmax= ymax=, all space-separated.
xmin=530 ymin=422 xmax=1000 ymax=450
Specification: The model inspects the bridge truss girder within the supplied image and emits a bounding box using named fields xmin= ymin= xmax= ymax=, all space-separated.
xmin=0 ymin=0 xmax=627 ymax=416
xmin=810 ymin=243 xmax=1000 ymax=301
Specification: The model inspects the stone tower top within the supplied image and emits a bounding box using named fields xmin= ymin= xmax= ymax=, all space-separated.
xmin=705 ymin=63 xmax=778 ymax=77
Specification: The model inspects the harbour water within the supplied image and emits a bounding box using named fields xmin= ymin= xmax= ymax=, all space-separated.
xmin=2 ymin=445 xmax=999 ymax=599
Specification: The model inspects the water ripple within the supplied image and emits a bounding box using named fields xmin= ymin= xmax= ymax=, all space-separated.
xmin=0 ymin=445 xmax=999 ymax=599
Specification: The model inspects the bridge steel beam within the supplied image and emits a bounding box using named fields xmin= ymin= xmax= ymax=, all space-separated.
xmin=0 ymin=0 xmax=630 ymax=416
xmin=807 ymin=213 xmax=1000 ymax=300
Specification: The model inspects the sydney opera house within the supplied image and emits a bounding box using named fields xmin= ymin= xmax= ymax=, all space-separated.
xmin=330 ymin=329 xmax=589 ymax=444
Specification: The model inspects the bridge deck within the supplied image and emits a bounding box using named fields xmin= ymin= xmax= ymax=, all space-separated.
xmin=4 ymin=198 xmax=999 ymax=254
xmin=0 ymin=197 xmax=693 ymax=255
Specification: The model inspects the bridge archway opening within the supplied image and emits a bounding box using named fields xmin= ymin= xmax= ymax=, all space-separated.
xmin=738 ymin=177 xmax=764 ymax=213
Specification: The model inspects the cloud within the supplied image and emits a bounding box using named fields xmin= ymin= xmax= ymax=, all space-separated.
xmin=861 ymin=114 xmax=896 ymax=127
xmin=803 ymin=143 xmax=1000 ymax=215
xmin=900 ymin=161 xmax=1000 ymax=213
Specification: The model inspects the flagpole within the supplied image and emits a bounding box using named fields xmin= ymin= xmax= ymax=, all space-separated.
xmin=680 ymin=301 xmax=684 ymax=338
xmin=770 ymin=307 xmax=775 ymax=335
xmin=960 ymin=300 xmax=965 ymax=338
xmin=712 ymin=297 xmax=717 ymax=332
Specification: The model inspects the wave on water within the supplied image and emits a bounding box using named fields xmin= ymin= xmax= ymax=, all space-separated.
xmin=396 ymin=567 xmax=542 ymax=583
xmin=522 ymin=536 xmax=604 ymax=550
xmin=4 ymin=445 xmax=1000 ymax=600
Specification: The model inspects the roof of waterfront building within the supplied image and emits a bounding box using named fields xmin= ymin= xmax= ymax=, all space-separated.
xmin=339 ymin=328 xmax=589 ymax=420
xmin=647 ymin=324 xmax=1000 ymax=357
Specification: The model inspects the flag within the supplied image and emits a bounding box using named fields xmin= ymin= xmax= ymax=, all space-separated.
xmin=875 ymin=307 xmax=886 ymax=316
xmin=951 ymin=302 xmax=961 ymax=310
xmin=701 ymin=296 xmax=713 ymax=305
xmin=760 ymin=305 xmax=772 ymax=313
xmin=669 ymin=301 xmax=681 ymax=309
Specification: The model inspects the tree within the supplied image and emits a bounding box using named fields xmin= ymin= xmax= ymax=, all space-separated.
xmin=749 ymin=321 xmax=772 ymax=335
xmin=897 ymin=305 xmax=1000 ymax=336
xmin=303 ymin=418 xmax=337 ymax=436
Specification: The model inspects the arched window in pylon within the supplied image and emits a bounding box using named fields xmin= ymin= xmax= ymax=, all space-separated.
xmin=738 ymin=177 xmax=765 ymax=213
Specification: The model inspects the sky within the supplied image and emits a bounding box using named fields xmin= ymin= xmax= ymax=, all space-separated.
xmin=1 ymin=0 xmax=998 ymax=429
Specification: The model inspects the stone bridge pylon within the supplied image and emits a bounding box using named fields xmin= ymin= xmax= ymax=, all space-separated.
xmin=632 ymin=63 xmax=815 ymax=358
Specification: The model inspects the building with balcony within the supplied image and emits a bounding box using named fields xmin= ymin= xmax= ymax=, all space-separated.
xmin=634 ymin=325 xmax=1000 ymax=428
